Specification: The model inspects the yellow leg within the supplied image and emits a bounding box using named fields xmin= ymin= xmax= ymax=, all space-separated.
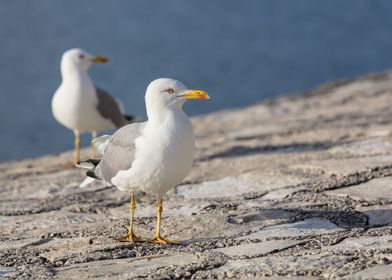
xmin=73 ymin=131 xmax=81 ymax=164
xmin=116 ymin=194 xmax=143 ymax=242
xmin=149 ymin=196 xmax=178 ymax=244
xmin=91 ymin=131 xmax=97 ymax=158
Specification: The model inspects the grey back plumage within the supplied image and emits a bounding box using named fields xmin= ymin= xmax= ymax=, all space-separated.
xmin=97 ymin=122 xmax=145 ymax=182
xmin=95 ymin=87 xmax=127 ymax=128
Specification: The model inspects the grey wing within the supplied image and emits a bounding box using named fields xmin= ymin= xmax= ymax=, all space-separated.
xmin=97 ymin=122 xmax=145 ymax=183
xmin=95 ymin=87 xmax=127 ymax=128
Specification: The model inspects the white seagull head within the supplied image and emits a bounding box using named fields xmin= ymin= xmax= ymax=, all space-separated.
xmin=60 ymin=48 xmax=108 ymax=75
xmin=145 ymin=78 xmax=209 ymax=116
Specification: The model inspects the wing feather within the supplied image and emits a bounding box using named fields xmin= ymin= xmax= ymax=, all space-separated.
xmin=97 ymin=122 xmax=145 ymax=182
xmin=95 ymin=87 xmax=127 ymax=128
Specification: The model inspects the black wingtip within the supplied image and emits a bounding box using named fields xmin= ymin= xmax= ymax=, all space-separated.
xmin=124 ymin=115 xmax=146 ymax=123
xmin=86 ymin=169 xmax=101 ymax=180
xmin=77 ymin=159 xmax=101 ymax=167
xmin=124 ymin=114 xmax=136 ymax=122
xmin=87 ymin=158 xmax=101 ymax=167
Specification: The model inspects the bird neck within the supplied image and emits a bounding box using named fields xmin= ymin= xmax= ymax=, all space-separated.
xmin=146 ymin=106 xmax=184 ymax=124
xmin=61 ymin=63 xmax=92 ymax=86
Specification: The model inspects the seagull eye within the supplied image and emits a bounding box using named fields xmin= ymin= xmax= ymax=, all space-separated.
xmin=165 ymin=88 xmax=175 ymax=94
xmin=79 ymin=54 xmax=85 ymax=59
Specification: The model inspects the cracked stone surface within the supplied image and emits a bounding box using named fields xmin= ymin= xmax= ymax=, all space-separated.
xmin=3 ymin=72 xmax=392 ymax=279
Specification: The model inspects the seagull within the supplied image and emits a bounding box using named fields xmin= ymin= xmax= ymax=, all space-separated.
xmin=80 ymin=78 xmax=210 ymax=244
xmin=52 ymin=48 xmax=135 ymax=164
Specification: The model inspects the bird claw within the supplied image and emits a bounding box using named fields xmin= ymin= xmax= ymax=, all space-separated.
xmin=148 ymin=235 xmax=178 ymax=244
xmin=116 ymin=233 xmax=144 ymax=243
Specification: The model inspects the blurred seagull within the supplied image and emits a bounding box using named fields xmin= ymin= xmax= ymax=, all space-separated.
xmin=80 ymin=78 xmax=210 ymax=244
xmin=52 ymin=48 xmax=136 ymax=164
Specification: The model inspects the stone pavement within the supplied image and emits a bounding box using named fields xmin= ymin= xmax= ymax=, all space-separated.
xmin=2 ymin=72 xmax=392 ymax=279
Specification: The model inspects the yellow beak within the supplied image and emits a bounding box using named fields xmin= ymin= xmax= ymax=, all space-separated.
xmin=91 ymin=56 xmax=108 ymax=63
xmin=182 ymin=90 xmax=210 ymax=100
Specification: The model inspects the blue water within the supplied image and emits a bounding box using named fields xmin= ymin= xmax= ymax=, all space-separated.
xmin=1 ymin=0 xmax=392 ymax=162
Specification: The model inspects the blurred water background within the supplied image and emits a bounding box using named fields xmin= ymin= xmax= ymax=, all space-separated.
xmin=1 ymin=1 xmax=392 ymax=162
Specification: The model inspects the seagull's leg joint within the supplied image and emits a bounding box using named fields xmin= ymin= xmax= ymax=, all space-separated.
xmin=116 ymin=193 xmax=144 ymax=243
xmin=149 ymin=196 xmax=178 ymax=244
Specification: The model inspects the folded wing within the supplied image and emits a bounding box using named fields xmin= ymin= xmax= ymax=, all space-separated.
xmin=97 ymin=122 xmax=145 ymax=183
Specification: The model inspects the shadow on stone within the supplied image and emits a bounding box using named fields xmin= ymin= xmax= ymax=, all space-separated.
xmin=228 ymin=209 xmax=297 ymax=224
xmin=229 ymin=208 xmax=369 ymax=229
xmin=300 ymin=209 xmax=369 ymax=229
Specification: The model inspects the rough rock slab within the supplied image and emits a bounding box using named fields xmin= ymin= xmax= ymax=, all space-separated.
xmin=350 ymin=264 xmax=392 ymax=279
xmin=327 ymin=235 xmax=392 ymax=252
xmin=177 ymin=173 xmax=302 ymax=199
xmin=327 ymin=177 xmax=392 ymax=201
xmin=55 ymin=253 xmax=199 ymax=279
xmin=215 ymin=240 xmax=304 ymax=257
xmin=3 ymin=72 xmax=392 ymax=278
xmin=213 ymin=254 xmax=352 ymax=278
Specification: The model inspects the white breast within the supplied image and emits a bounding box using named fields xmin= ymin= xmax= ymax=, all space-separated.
xmin=51 ymin=75 xmax=114 ymax=133
xmin=112 ymin=110 xmax=195 ymax=195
